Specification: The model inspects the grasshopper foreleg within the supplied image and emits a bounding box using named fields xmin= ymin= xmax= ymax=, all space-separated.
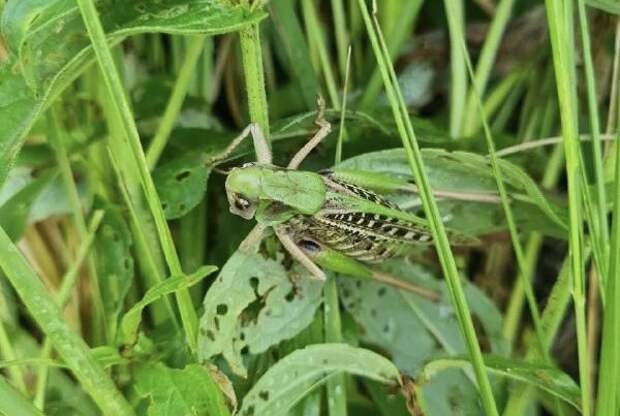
xmin=274 ymin=227 xmax=327 ymax=281
xmin=205 ymin=123 xmax=272 ymax=166
xmin=287 ymin=96 xmax=332 ymax=169
xmin=239 ymin=223 xmax=269 ymax=253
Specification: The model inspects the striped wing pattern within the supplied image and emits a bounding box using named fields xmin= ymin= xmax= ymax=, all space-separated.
xmin=286 ymin=171 xmax=435 ymax=263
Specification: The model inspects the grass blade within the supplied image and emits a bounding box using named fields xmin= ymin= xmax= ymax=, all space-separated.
xmin=0 ymin=226 xmax=134 ymax=415
xmin=356 ymin=1 xmax=498 ymax=414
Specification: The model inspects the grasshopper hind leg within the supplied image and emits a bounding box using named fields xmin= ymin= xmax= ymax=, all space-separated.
xmin=287 ymin=96 xmax=332 ymax=169
xmin=274 ymin=227 xmax=327 ymax=281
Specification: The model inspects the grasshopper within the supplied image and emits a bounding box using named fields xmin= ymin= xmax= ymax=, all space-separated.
xmin=210 ymin=99 xmax=476 ymax=301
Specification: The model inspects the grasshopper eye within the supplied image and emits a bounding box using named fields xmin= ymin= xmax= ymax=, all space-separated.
xmin=299 ymin=239 xmax=321 ymax=253
xmin=234 ymin=194 xmax=252 ymax=211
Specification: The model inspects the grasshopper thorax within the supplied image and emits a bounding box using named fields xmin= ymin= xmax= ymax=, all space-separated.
xmin=225 ymin=164 xmax=327 ymax=221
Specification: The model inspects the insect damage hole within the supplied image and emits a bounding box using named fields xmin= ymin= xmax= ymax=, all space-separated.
xmin=175 ymin=170 xmax=192 ymax=181
xmin=216 ymin=304 xmax=228 ymax=315
xmin=259 ymin=391 xmax=270 ymax=401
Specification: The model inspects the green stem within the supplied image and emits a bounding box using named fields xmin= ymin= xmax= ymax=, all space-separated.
xmin=576 ymin=0 xmax=609 ymax=274
xmin=48 ymin=107 xmax=106 ymax=343
xmin=357 ymin=2 xmax=498 ymax=414
xmin=75 ymin=0 xmax=198 ymax=351
xmin=462 ymin=0 xmax=516 ymax=136
xmin=442 ymin=0 xmax=467 ymax=138
xmin=0 ymin=321 xmax=27 ymax=394
xmin=461 ymin=40 xmax=549 ymax=364
xmin=0 ymin=226 xmax=134 ymax=415
xmin=324 ymin=277 xmax=347 ymax=416
xmin=301 ymin=0 xmax=341 ymax=108
xmin=544 ymin=0 xmax=590 ymax=413
xmin=330 ymin=0 xmax=349 ymax=80
xmin=33 ymin=211 xmax=104 ymax=411
xmin=145 ymin=35 xmax=207 ymax=170
xmin=240 ymin=22 xmax=270 ymax=139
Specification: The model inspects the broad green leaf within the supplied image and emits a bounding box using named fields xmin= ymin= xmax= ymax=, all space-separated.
xmin=336 ymin=148 xmax=568 ymax=237
xmin=198 ymin=251 xmax=323 ymax=377
xmin=421 ymin=355 xmax=581 ymax=411
xmin=338 ymin=260 xmax=508 ymax=376
xmin=417 ymin=368 xmax=483 ymax=415
xmin=118 ymin=265 xmax=216 ymax=346
xmin=93 ymin=198 xmax=134 ymax=340
xmin=153 ymin=153 xmax=209 ymax=219
xmin=0 ymin=0 xmax=266 ymax=188
xmin=133 ymin=363 xmax=230 ymax=416
xmin=0 ymin=170 xmax=56 ymax=240
xmin=0 ymin=375 xmax=44 ymax=416
xmin=238 ymin=344 xmax=402 ymax=416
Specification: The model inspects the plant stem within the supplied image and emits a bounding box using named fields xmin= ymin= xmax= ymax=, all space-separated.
xmin=48 ymin=107 xmax=106 ymax=343
xmin=544 ymin=0 xmax=590 ymax=413
xmin=357 ymin=2 xmax=498 ymax=414
xmin=324 ymin=277 xmax=347 ymax=416
xmin=240 ymin=22 xmax=270 ymax=139
xmin=34 ymin=211 xmax=104 ymax=411
xmin=442 ymin=0 xmax=467 ymax=138
xmin=146 ymin=35 xmax=207 ymax=170
xmin=75 ymin=0 xmax=198 ymax=351
xmin=0 ymin=226 xmax=134 ymax=416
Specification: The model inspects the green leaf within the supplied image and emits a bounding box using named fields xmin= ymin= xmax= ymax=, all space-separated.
xmin=336 ymin=148 xmax=568 ymax=237
xmin=416 ymin=368 xmax=483 ymax=415
xmin=0 ymin=375 xmax=44 ymax=416
xmin=238 ymin=344 xmax=402 ymax=416
xmin=133 ymin=363 xmax=230 ymax=416
xmin=93 ymin=198 xmax=134 ymax=340
xmin=118 ymin=265 xmax=217 ymax=346
xmin=0 ymin=170 xmax=56 ymax=240
xmin=421 ymin=354 xmax=582 ymax=411
xmin=339 ymin=260 xmax=508 ymax=376
xmin=153 ymin=153 xmax=209 ymax=219
xmin=0 ymin=0 xmax=266 ymax=188
xmin=197 ymin=251 xmax=323 ymax=377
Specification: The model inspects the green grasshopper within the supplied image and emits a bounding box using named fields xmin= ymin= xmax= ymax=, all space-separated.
xmin=210 ymin=99 xmax=476 ymax=301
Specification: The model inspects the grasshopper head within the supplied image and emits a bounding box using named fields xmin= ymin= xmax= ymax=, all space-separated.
xmin=225 ymin=163 xmax=262 ymax=220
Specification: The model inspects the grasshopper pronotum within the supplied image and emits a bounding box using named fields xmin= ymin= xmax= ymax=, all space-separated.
xmin=211 ymin=99 xmax=476 ymax=301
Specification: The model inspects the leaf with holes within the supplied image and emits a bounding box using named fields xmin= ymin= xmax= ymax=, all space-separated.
xmin=94 ymin=197 xmax=134 ymax=339
xmin=338 ymin=260 xmax=509 ymax=376
xmin=0 ymin=0 xmax=266 ymax=188
xmin=153 ymin=153 xmax=209 ymax=219
xmin=198 ymin=251 xmax=323 ymax=377
xmin=132 ymin=363 xmax=230 ymax=416
xmin=238 ymin=343 xmax=402 ymax=416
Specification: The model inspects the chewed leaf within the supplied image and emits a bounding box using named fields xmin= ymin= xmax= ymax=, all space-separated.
xmin=94 ymin=198 xmax=134 ymax=339
xmin=153 ymin=153 xmax=209 ymax=219
xmin=242 ymin=264 xmax=323 ymax=354
xmin=338 ymin=260 xmax=508 ymax=376
xmin=118 ymin=265 xmax=216 ymax=346
xmin=198 ymin=252 xmax=323 ymax=377
xmin=0 ymin=0 xmax=266 ymax=188
xmin=133 ymin=363 xmax=230 ymax=416
xmin=421 ymin=355 xmax=581 ymax=411
xmin=238 ymin=344 xmax=402 ymax=416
